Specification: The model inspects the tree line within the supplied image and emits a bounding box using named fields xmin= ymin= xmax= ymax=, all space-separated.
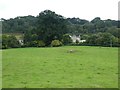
xmin=1 ymin=10 xmax=120 ymax=49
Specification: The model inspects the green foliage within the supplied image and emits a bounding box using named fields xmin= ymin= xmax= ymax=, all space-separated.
xmin=75 ymin=39 xmax=79 ymax=44
xmin=30 ymin=41 xmax=38 ymax=47
xmin=8 ymin=35 xmax=21 ymax=48
xmin=2 ymin=10 xmax=119 ymax=47
xmin=51 ymin=40 xmax=62 ymax=47
xmin=83 ymin=22 xmax=95 ymax=33
xmin=81 ymin=34 xmax=90 ymax=40
xmin=107 ymin=27 xmax=120 ymax=38
xmin=2 ymin=12 xmax=118 ymax=36
xmin=2 ymin=35 xmax=8 ymax=49
xmin=67 ymin=18 xmax=89 ymax=25
xmin=2 ymin=35 xmax=20 ymax=49
xmin=37 ymin=10 xmax=68 ymax=45
xmin=62 ymin=34 xmax=72 ymax=45
xmin=86 ymin=33 xmax=119 ymax=47
xmin=24 ymin=40 xmax=45 ymax=47
xmin=23 ymin=10 xmax=68 ymax=46
xmin=24 ymin=30 xmax=37 ymax=43
xmin=37 ymin=40 xmax=45 ymax=47
xmin=2 ymin=16 xmax=37 ymax=33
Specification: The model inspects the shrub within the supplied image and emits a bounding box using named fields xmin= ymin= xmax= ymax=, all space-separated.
xmin=51 ymin=40 xmax=62 ymax=47
xmin=62 ymin=34 xmax=72 ymax=45
xmin=38 ymin=40 xmax=45 ymax=47
xmin=8 ymin=35 xmax=21 ymax=48
xmin=76 ymin=39 xmax=79 ymax=44
xmin=2 ymin=35 xmax=21 ymax=49
xmin=30 ymin=41 xmax=38 ymax=47
xmin=24 ymin=40 xmax=45 ymax=47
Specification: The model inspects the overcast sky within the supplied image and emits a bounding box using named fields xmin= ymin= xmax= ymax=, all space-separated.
xmin=0 ymin=0 xmax=119 ymax=21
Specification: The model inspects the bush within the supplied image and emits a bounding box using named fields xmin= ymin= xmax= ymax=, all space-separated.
xmin=30 ymin=41 xmax=38 ymax=47
xmin=38 ymin=40 xmax=45 ymax=47
xmin=2 ymin=35 xmax=21 ymax=49
xmin=62 ymin=34 xmax=72 ymax=45
xmin=76 ymin=39 xmax=79 ymax=44
xmin=8 ymin=35 xmax=21 ymax=48
xmin=24 ymin=40 xmax=45 ymax=47
xmin=51 ymin=40 xmax=62 ymax=47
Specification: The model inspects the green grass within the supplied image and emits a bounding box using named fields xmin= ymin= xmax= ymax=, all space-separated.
xmin=0 ymin=50 xmax=2 ymax=89
xmin=2 ymin=46 xmax=118 ymax=88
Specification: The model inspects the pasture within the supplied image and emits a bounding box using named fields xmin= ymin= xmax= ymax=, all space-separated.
xmin=0 ymin=51 xmax=2 ymax=89
xmin=2 ymin=46 xmax=118 ymax=88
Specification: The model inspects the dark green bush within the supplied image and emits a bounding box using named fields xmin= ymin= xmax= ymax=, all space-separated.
xmin=75 ymin=39 xmax=79 ymax=44
xmin=24 ymin=40 xmax=45 ymax=47
xmin=62 ymin=34 xmax=72 ymax=45
xmin=2 ymin=35 xmax=21 ymax=49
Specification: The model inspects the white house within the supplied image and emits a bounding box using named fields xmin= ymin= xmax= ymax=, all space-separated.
xmin=18 ymin=39 xmax=24 ymax=45
xmin=79 ymin=40 xmax=86 ymax=43
xmin=70 ymin=35 xmax=86 ymax=43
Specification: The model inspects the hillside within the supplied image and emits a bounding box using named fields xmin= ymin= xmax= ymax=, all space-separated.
xmin=1 ymin=10 xmax=120 ymax=48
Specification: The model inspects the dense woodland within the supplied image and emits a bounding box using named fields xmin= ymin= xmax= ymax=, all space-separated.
xmin=1 ymin=10 xmax=120 ymax=48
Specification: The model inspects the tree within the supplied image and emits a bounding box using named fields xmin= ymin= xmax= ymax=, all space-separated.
xmin=86 ymin=34 xmax=98 ymax=46
xmin=2 ymin=16 xmax=37 ymax=33
xmin=24 ymin=30 xmax=33 ymax=43
xmin=91 ymin=17 xmax=105 ymax=32
xmin=107 ymin=27 xmax=120 ymax=38
xmin=37 ymin=10 xmax=68 ymax=46
xmin=99 ymin=33 xmax=115 ymax=47
xmin=67 ymin=18 xmax=88 ymax=25
xmin=86 ymin=33 xmax=117 ymax=47
xmin=2 ymin=35 xmax=8 ymax=49
xmin=62 ymin=34 xmax=72 ymax=45
xmin=2 ymin=35 xmax=20 ymax=49
xmin=8 ymin=35 xmax=21 ymax=48
xmin=83 ymin=22 xmax=95 ymax=33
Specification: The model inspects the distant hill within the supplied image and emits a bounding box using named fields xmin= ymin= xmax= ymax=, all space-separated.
xmin=1 ymin=10 xmax=119 ymax=38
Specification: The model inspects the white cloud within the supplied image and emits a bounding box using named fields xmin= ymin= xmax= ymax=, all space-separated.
xmin=0 ymin=0 xmax=119 ymax=20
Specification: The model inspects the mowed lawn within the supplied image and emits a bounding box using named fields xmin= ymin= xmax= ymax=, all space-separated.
xmin=2 ymin=46 xmax=118 ymax=88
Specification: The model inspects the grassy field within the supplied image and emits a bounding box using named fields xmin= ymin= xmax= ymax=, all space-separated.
xmin=2 ymin=46 xmax=118 ymax=88
xmin=0 ymin=50 xmax=2 ymax=89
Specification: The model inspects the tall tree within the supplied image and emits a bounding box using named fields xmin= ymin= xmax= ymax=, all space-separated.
xmin=36 ymin=10 xmax=68 ymax=45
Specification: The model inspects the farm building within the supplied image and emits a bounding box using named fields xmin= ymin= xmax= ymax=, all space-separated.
xmin=18 ymin=39 xmax=24 ymax=45
xmin=70 ymin=35 xmax=86 ymax=43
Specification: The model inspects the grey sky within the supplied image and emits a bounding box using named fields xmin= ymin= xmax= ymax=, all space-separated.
xmin=0 ymin=0 xmax=119 ymax=21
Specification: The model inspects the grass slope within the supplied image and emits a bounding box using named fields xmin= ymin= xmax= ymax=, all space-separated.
xmin=0 ymin=51 xmax=2 ymax=89
xmin=2 ymin=46 xmax=118 ymax=88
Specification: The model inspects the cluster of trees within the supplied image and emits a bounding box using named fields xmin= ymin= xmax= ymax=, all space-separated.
xmin=67 ymin=17 xmax=119 ymax=47
xmin=23 ymin=10 xmax=70 ymax=47
xmin=85 ymin=33 xmax=119 ymax=47
xmin=2 ymin=35 xmax=20 ymax=49
xmin=2 ymin=15 xmax=37 ymax=33
xmin=1 ymin=10 xmax=120 ymax=48
xmin=67 ymin=17 xmax=118 ymax=34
